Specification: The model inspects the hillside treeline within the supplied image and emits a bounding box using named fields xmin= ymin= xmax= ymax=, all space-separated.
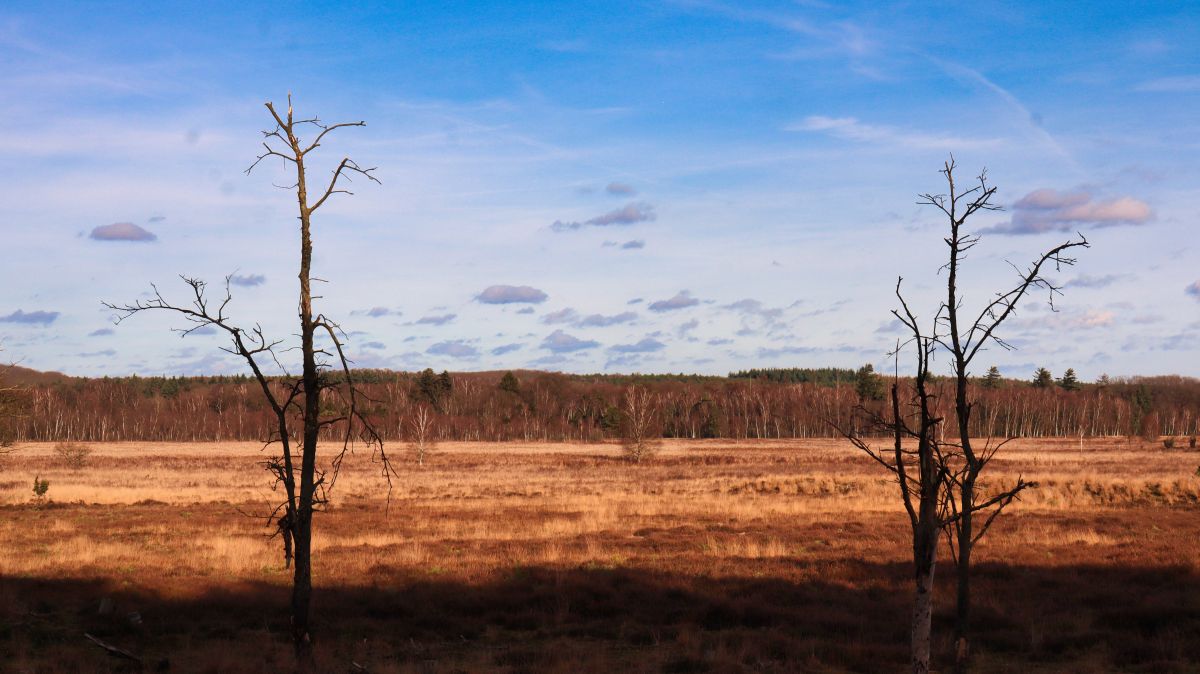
xmin=6 ymin=367 xmax=1198 ymax=443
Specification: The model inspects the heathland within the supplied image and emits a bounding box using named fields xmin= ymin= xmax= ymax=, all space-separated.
xmin=1 ymin=437 xmax=1197 ymax=672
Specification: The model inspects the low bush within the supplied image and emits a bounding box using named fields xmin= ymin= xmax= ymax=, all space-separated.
xmin=54 ymin=441 xmax=93 ymax=468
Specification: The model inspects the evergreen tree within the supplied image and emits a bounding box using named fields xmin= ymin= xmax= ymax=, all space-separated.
xmin=982 ymin=366 xmax=1002 ymax=388
xmin=437 ymin=370 xmax=454 ymax=399
xmin=498 ymin=371 xmax=520 ymax=394
xmin=854 ymin=363 xmax=884 ymax=401
xmin=412 ymin=368 xmax=439 ymax=405
xmin=1032 ymin=367 xmax=1053 ymax=388
xmin=1057 ymin=368 xmax=1080 ymax=391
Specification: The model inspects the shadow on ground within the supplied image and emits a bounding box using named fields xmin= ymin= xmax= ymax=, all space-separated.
xmin=2 ymin=560 xmax=1198 ymax=673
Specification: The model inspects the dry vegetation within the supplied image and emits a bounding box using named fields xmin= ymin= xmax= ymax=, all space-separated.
xmin=1 ymin=437 xmax=1198 ymax=672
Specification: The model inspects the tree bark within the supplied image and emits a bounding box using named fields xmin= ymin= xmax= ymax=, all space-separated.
xmin=292 ymin=131 xmax=319 ymax=657
xmin=912 ymin=520 xmax=938 ymax=674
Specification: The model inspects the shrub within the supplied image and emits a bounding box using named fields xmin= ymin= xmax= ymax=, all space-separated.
xmin=32 ymin=475 xmax=49 ymax=506
xmin=1191 ymin=436 xmax=1197 ymax=450
xmin=1163 ymin=438 xmax=1176 ymax=449
xmin=54 ymin=441 xmax=93 ymax=469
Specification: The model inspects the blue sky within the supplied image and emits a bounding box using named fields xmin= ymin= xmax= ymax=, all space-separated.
xmin=1 ymin=1 xmax=1197 ymax=380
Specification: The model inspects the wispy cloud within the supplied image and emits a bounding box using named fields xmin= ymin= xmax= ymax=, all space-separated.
xmin=491 ymin=343 xmax=523 ymax=355
xmin=606 ymin=182 xmax=636 ymax=195
xmin=787 ymin=115 xmax=1000 ymax=151
xmin=1066 ymin=274 xmax=1125 ymax=290
xmin=927 ymin=57 xmax=1077 ymax=168
xmin=542 ymin=308 xmax=636 ymax=328
xmin=1136 ymin=75 xmax=1200 ymax=92
xmin=416 ymin=313 xmax=456 ymax=326
xmin=427 ymin=340 xmax=479 ymax=359
xmin=1187 ymin=281 xmax=1200 ymax=301
xmin=578 ymin=311 xmax=637 ymax=327
xmin=541 ymin=308 xmax=579 ymax=325
xmin=722 ymin=298 xmax=791 ymax=336
xmin=609 ymin=337 xmax=665 ymax=354
xmin=88 ymin=327 xmax=114 ymax=337
xmin=0 ymin=309 xmax=59 ymax=325
xmin=230 ymin=273 xmax=266 ymax=287
xmin=602 ymin=239 xmax=646 ymax=250
xmin=356 ymin=307 xmax=399 ymax=318
xmin=551 ymin=202 xmax=656 ymax=232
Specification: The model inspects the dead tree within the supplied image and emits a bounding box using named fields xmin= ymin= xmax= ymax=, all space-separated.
xmin=621 ymin=385 xmax=661 ymax=463
xmin=920 ymin=158 xmax=1088 ymax=670
xmin=104 ymin=96 xmax=393 ymax=656
xmin=839 ymin=293 xmax=949 ymax=674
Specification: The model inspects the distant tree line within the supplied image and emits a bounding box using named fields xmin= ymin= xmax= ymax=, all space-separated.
xmin=8 ymin=367 xmax=1198 ymax=443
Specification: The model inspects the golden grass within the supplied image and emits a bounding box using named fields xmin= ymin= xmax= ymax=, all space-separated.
xmin=0 ymin=437 xmax=1198 ymax=672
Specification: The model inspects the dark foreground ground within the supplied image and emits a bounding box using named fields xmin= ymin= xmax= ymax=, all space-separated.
xmin=1 ymin=438 xmax=1198 ymax=672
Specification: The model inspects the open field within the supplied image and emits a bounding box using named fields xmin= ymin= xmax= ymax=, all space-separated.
xmin=1 ymin=438 xmax=1198 ymax=672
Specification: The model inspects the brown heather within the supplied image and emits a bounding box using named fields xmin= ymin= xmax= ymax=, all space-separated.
xmin=1 ymin=437 xmax=1198 ymax=672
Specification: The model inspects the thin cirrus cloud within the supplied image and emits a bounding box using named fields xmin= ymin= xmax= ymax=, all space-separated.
xmin=1135 ymin=76 xmax=1200 ymax=93
xmin=416 ymin=313 xmax=456 ymax=326
xmin=1065 ymin=274 xmax=1125 ymax=290
xmin=787 ymin=115 xmax=1000 ymax=151
xmin=427 ymin=340 xmax=479 ymax=359
xmin=550 ymin=202 xmax=656 ymax=232
xmin=90 ymin=222 xmax=157 ymax=242
xmin=230 ymin=274 xmax=266 ymax=287
xmin=0 ymin=309 xmax=60 ymax=325
xmin=648 ymin=290 xmax=700 ymax=313
xmin=476 ymin=285 xmax=549 ymax=304
xmin=541 ymin=329 xmax=599 ymax=353
xmin=982 ymin=189 xmax=1153 ymax=235
xmin=88 ymin=327 xmax=114 ymax=337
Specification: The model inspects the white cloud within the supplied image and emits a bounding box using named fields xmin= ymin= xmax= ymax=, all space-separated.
xmin=477 ymin=285 xmax=549 ymax=304
xmin=90 ymin=222 xmax=156 ymax=242
xmin=985 ymin=188 xmax=1152 ymax=235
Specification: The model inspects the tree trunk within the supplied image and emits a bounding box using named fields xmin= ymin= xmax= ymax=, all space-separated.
xmin=912 ymin=523 xmax=937 ymax=674
xmin=292 ymin=147 xmax=319 ymax=658
xmin=955 ymin=482 xmax=973 ymax=672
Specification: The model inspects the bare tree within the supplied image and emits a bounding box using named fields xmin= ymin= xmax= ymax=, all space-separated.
xmin=920 ymin=158 xmax=1088 ymax=670
xmin=621 ymin=385 xmax=661 ymax=463
xmin=104 ymin=96 xmax=394 ymax=655
xmin=409 ymin=404 xmax=436 ymax=466
xmin=839 ymin=299 xmax=949 ymax=674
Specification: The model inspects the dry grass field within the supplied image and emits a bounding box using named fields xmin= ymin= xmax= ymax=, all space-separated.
xmin=1 ymin=438 xmax=1198 ymax=673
